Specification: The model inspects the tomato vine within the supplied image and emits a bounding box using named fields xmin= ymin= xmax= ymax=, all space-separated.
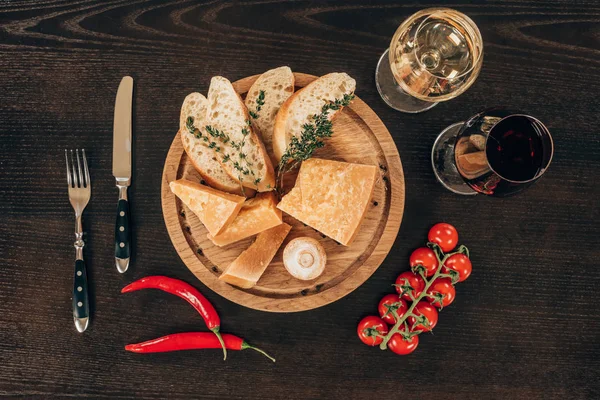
xmin=379 ymin=243 xmax=470 ymax=350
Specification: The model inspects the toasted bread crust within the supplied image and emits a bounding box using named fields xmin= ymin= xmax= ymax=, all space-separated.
xmin=179 ymin=92 xmax=251 ymax=197
xmin=180 ymin=130 xmax=252 ymax=196
xmin=272 ymin=86 xmax=304 ymax=162
xmin=272 ymin=73 xmax=355 ymax=163
xmin=206 ymin=77 xmax=276 ymax=192
xmin=246 ymin=67 xmax=295 ymax=165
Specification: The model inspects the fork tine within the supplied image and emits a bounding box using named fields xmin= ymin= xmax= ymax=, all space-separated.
xmin=76 ymin=149 xmax=84 ymax=188
xmin=82 ymin=149 xmax=90 ymax=188
xmin=70 ymin=150 xmax=78 ymax=188
xmin=65 ymin=149 xmax=72 ymax=187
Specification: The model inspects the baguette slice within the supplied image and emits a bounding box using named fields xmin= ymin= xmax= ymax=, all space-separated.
xmin=208 ymin=192 xmax=282 ymax=247
xmin=219 ymin=223 xmax=292 ymax=289
xmin=277 ymin=158 xmax=376 ymax=246
xmin=169 ymin=179 xmax=245 ymax=236
xmin=206 ymin=76 xmax=275 ymax=192
xmin=179 ymin=92 xmax=251 ymax=197
xmin=272 ymin=73 xmax=356 ymax=162
xmin=244 ymin=67 xmax=295 ymax=164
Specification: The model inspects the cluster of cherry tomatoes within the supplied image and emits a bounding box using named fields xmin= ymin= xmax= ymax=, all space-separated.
xmin=357 ymin=223 xmax=472 ymax=355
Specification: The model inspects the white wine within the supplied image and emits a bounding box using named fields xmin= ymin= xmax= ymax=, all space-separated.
xmin=389 ymin=9 xmax=483 ymax=102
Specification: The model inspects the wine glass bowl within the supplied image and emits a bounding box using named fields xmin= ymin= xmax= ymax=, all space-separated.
xmin=376 ymin=8 xmax=483 ymax=113
xmin=432 ymin=109 xmax=554 ymax=197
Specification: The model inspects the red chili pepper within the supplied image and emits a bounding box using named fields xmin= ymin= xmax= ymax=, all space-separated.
xmin=121 ymin=276 xmax=227 ymax=360
xmin=125 ymin=332 xmax=275 ymax=362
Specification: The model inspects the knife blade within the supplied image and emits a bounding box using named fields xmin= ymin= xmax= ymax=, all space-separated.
xmin=112 ymin=76 xmax=133 ymax=273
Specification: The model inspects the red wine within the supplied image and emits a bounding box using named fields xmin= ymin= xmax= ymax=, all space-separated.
xmin=454 ymin=109 xmax=553 ymax=197
xmin=486 ymin=115 xmax=544 ymax=182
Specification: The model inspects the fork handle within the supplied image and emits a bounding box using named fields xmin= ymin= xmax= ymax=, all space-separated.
xmin=73 ymin=259 xmax=90 ymax=332
xmin=115 ymin=185 xmax=130 ymax=273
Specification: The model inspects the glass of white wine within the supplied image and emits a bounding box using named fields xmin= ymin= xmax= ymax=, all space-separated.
xmin=375 ymin=8 xmax=483 ymax=113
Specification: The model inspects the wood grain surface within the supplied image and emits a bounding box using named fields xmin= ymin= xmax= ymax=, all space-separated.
xmin=162 ymin=72 xmax=404 ymax=312
xmin=1 ymin=1 xmax=599 ymax=399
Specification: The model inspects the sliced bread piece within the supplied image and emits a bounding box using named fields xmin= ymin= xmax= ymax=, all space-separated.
xmin=179 ymin=92 xmax=251 ymax=197
xmin=244 ymin=67 xmax=295 ymax=164
xmin=169 ymin=179 xmax=245 ymax=236
xmin=219 ymin=223 xmax=292 ymax=289
xmin=208 ymin=192 xmax=282 ymax=247
xmin=277 ymin=158 xmax=377 ymax=246
xmin=272 ymin=73 xmax=356 ymax=162
xmin=205 ymin=76 xmax=275 ymax=192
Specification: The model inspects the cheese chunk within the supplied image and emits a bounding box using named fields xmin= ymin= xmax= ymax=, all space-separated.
xmin=169 ymin=179 xmax=245 ymax=236
xmin=277 ymin=158 xmax=377 ymax=246
xmin=219 ymin=223 xmax=292 ymax=289
xmin=208 ymin=192 xmax=283 ymax=247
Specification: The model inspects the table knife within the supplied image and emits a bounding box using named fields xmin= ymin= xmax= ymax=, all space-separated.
xmin=112 ymin=76 xmax=133 ymax=273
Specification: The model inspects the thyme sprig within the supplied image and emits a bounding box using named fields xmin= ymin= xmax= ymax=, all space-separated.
xmin=276 ymin=93 xmax=354 ymax=190
xmin=248 ymin=90 xmax=265 ymax=119
xmin=185 ymin=90 xmax=266 ymax=193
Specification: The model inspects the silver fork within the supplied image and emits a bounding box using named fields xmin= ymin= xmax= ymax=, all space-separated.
xmin=65 ymin=149 xmax=91 ymax=332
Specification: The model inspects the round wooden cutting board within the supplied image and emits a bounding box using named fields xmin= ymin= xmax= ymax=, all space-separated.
xmin=161 ymin=73 xmax=404 ymax=312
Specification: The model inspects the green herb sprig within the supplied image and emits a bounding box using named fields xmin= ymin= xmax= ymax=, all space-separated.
xmin=248 ymin=90 xmax=265 ymax=119
xmin=276 ymin=93 xmax=354 ymax=190
xmin=186 ymin=90 xmax=266 ymax=193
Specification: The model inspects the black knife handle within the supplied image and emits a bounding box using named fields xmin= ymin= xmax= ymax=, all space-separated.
xmin=73 ymin=259 xmax=89 ymax=320
xmin=115 ymin=199 xmax=131 ymax=258
xmin=115 ymin=185 xmax=131 ymax=272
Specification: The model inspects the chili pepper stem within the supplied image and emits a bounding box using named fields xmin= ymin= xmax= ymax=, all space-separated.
xmin=242 ymin=342 xmax=276 ymax=363
xmin=211 ymin=328 xmax=227 ymax=360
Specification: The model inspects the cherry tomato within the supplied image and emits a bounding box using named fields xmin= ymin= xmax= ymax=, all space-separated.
xmin=443 ymin=253 xmax=472 ymax=282
xmin=394 ymin=271 xmax=425 ymax=301
xmin=387 ymin=330 xmax=419 ymax=355
xmin=357 ymin=316 xmax=389 ymax=346
xmin=409 ymin=247 xmax=439 ymax=277
xmin=408 ymin=301 xmax=438 ymax=332
xmin=428 ymin=223 xmax=459 ymax=253
xmin=378 ymin=294 xmax=408 ymax=325
xmin=426 ymin=278 xmax=456 ymax=308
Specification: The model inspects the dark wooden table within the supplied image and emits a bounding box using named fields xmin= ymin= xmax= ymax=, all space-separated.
xmin=1 ymin=1 xmax=599 ymax=398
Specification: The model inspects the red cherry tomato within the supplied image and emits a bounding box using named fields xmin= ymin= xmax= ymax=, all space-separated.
xmin=387 ymin=330 xmax=419 ymax=355
xmin=357 ymin=316 xmax=389 ymax=346
xmin=426 ymin=278 xmax=456 ymax=308
xmin=378 ymin=294 xmax=408 ymax=325
xmin=428 ymin=223 xmax=459 ymax=253
xmin=408 ymin=301 xmax=439 ymax=332
xmin=394 ymin=271 xmax=425 ymax=301
xmin=409 ymin=247 xmax=439 ymax=277
xmin=443 ymin=253 xmax=472 ymax=282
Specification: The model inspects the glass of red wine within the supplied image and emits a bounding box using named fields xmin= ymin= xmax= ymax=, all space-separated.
xmin=432 ymin=108 xmax=554 ymax=196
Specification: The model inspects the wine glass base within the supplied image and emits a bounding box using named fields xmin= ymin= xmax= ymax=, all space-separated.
xmin=375 ymin=49 xmax=438 ymax=113
xmin=431 ymin=122 xmax=477 ymax=195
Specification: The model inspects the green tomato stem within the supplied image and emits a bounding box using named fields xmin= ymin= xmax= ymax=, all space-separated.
xmin=379 ymin=243 xmax=468 ymax=350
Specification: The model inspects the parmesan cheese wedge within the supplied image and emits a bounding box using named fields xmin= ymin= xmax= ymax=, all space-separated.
xmin=169 ymin=179 xmax=245 ymax=236
xmin=219 ymin=223 xmax=292 ymax=289
xmin=277 ymin=158 xmax=377 ymax=246
xmin=208 ymin=192 xmax=283 ymax=247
